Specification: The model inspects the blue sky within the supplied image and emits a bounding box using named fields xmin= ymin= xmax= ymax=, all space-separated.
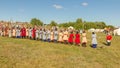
xmin=0 ymin=0 xmax=120 ymax=26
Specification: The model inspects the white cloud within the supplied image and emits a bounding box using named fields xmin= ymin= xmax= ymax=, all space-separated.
xmin=81 ymin=2 xmax=88 ymax=6
xmin=53 ymin=4 xmax=63 ymax=9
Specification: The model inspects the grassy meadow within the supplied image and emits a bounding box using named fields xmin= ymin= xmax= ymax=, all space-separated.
xmin=0 ymin=32 xmax=120 ymax=68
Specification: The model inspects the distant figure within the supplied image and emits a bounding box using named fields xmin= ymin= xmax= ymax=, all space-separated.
xmin=91 ymin=32 xmax=97 ymax=48
xmin=16 ymin=27 xmax=21 ymax=38
xmin=26 ymin=27 xmax=29 ymax=38
xmin=47 ymin=29 xmax=51 ymax=42
xmin=32 ymin=28 xmax=36 ymax=40
xmin=12 ymin=28 xmax=16 ymax=38
xmin=50 ymin=29 xmax=54 ymax=42
xmin=58 ymin=30 xmax=63 ymax=43
xmin=54 ymin=28 xmax=58 ymax=43
xmin=21 ymin=27 xmax=26 ymax=38
xmin=42 ymin=29 xmax=47 ymax=41
xmin=106 ymin=33 xmax=112 ymax=46
xmin=68 ymin=31 xmax=74 ymax=45
xmin=35 ymin=28 xmax=39 ymax=40
xmin=8 ymin=28 xmax=12 ymax=38
xmin=29 ymin=27 xmax=32 ymax=39
xmin=63 ymin=29 xmax=68 ymax=44
xmin=39 ymin=28 xmax=43 ymax=40
xmin=75 ymin=31 xmax=80 ymax=46
xmin=82 ymin=31 xmax=87 ymax=47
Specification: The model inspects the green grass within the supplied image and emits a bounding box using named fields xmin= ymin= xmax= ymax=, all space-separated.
xmin=0 ymin=33 xmax=120 ymax=68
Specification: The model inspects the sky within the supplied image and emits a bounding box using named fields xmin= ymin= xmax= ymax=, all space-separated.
xmin=0 ymin=0 xmax=120 ymax=26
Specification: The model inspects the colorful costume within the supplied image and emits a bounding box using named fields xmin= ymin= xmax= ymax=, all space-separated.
xmin=68 ymin=33 xmax=74 ymax=44
xmin=106 ymin=34 xmax=112 ymax=46
xmin=75 ymin=33 xmax=80 ymax=45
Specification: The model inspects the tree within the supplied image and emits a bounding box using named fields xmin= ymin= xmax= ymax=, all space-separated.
xmin=75 ymin=18 xmax=83 ymax=29
xmin=76 ymin=18 xmax=83 ymax=24
xmin=50 ymin=21 xmax=57 ymax=26
xmin=30 ymin=18 xmax=43 ymax=26
xmin=96 ymin=22 xmax=106 ymax=29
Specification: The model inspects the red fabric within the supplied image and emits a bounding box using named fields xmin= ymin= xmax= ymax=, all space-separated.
xmin=106 ymin=35 xmax=112 ymax=40
xmin=21 ymin=27 xmax=26 ymax=37
xmin=68 ymin=34 xmax=74 ymax=43
xmin=75 ymin=34 xmax=80 ymax=44
xmin=32 ymin=28 xmax=36 ymax=38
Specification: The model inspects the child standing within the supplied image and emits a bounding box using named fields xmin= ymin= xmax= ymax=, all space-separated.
xmin=106 ymin=33 xmax=112 ymax=46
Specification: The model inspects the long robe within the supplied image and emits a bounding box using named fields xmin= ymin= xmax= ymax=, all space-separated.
xmin=75 ymin=34 xmax=80 ymax=44
xmin=32 ymin=28 xmax=36 ymax=39
xmin=92 ymin=34 xmax=97 ymax=44
xmin=58 ymin=32 xmax=63 ymax=42
xmin=82 ymin=33 xmax=87 ymax=43
xmin=68 ymin=33 xmax=74 ymax=43
xmin=63 ymin=31 xmax=68 ymax=41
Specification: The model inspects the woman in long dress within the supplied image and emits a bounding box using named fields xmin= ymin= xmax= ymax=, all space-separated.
xmin=58 ymin=30 xmax=63 ymax=43
xmin=26 ymin=27 xmax=29 ymax=38
xmin=63 ymin=29 xmax=68 ymax=44
xmin=75 ymin=31 xmax=80 ymax=46
xmin=39 ymin=28 xmax=43 ymax=40
xmin=42 ymin=29 xmax=47 ymax=41
xmin=32 ymin=28 xmax=36 ymax=40
xmin=91 ymin=32 xmax=97 ymax=48
xmin=8 ymin=28 xmax=12 ymax=38
xmin=12 ymin=28 xmax=16 ymax=38
xmin=47 ymin=29 xmax=51 ymax=42
xmin=16 ymin=27 xmax=20 ymax=38
xmin=82 ymin=31 xmax=87 ymax=47
xmin=54 ymin=28 xmax=58 ymax=43
xmin=68 ymin=31 xmax=74 ymax=45
xmin=29 ymin=27 xmax=32 ymax=39
xmin=35 ymin=28 xmax=39 ymax=40
xmin=50 ymin=29 xmax=54 ymax=42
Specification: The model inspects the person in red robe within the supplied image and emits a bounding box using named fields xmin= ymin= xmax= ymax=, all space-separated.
xmin=75 ymin=31 xmax=80 ymax=46
xmin=32 ymin=28 xmax=36 ymax=40
xmin=21 ymin=27 xmax=26 ymax=38
xmin=106 ymin=33 xmax=112 ymax=46
xmin=68 ymin=31 xmax=74 ymax=45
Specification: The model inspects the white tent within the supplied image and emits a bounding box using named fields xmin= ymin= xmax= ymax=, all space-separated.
xmin=117 ymin=28 xmax=120 ymax=35
xmin=68 ymin=26 xmax=74 ymax=30
xmin=114 ymin=28 xmax=120 ymax=36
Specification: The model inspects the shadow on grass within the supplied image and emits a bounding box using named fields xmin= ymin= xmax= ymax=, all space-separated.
xmin=102 ymin=42 xmax=107 ymax=45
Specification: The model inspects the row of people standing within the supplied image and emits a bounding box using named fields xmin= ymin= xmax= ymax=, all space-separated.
xmin=0 ymin=27 xmax=112 ymax=48
xmin=0 ymin=27 xmax=88 ymax=46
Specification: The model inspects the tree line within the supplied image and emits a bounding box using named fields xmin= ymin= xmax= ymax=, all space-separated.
xmin=30 ymin=18 xmax=114 ymax=30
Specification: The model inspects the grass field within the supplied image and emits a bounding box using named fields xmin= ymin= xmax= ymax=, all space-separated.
xmin=0 ymin=33 xmax=120 ymax=68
